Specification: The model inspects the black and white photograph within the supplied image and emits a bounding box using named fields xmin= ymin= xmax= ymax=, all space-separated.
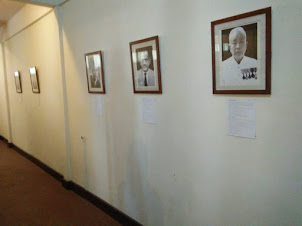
xmin=130 ymin=36 xmax=162 ymax=94
xmin=29 ymin=66 xmax=40 ymax=93
xmin=14 ymin=71 xmax=22 ymax=93
xmin=85 ymin=51 xmax=105 ymax=94
xmin=211 ymin=7 xmax=271 ymax=94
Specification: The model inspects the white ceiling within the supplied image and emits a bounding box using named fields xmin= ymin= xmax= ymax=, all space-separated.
xmin=0 ymin=0 xmax=67 ymax=26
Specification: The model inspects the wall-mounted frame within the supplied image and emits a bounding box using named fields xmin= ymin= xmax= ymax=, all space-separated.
xmin=85 ymin=51 xmax=105 ymax=94
xmin=29 ymin=66 xmax=40 ymax=93
xmin=14 ymin=71 xmax=22 ymax=93
xmin=130 ymin=36 xmax=162 ymax=94
xmin=211 ymin=7 xmax=271 ymax=94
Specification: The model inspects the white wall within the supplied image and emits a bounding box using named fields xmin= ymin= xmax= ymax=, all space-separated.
xmin=0 ymin=42 xmax=10 ymax=139
xmin=5 ymin=4 xmax=51 ymax=39
xmin=1 ymin=5 xmax=68 ymax=177
xmin=62 ymin=0 xmax=302 ymax=225
xmin=1 ymin=0 xmax=302 ymax=225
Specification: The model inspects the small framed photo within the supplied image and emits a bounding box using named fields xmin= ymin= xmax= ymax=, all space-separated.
xmin=211 ymin=7 xmax=271 ymax=94
xmin=14 ymin=71 xmax=22 ymax=93
xmin=85 ymin=51 xmax=105 ymax=94
xmin=130 ymin=36 xmax=162 ymax=94
xmin=29 ymin=66 xmax=40 ymax=93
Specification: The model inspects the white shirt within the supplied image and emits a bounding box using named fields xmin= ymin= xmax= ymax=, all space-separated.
xmin=136 ymin=69 xmax=155 ymax=87
xmin=221 ymin=56 xmax=258 ymax=85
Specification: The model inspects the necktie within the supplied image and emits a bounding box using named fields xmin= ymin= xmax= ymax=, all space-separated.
xmin=144 ymin=72 xmax=147 ymax=86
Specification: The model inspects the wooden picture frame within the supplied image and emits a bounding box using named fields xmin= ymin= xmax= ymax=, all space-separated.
xmin=84 ymin=51 xmax=105 ymax=94
xmin=211 ymin=7 xmax=271 ymax=94
xmin=14 ymin=71 xmax=22 ymax=93
xmin=29 ymin=66 xmax=40 ymax=93
xmin=130 ymin=36 xmax=162 ymax=94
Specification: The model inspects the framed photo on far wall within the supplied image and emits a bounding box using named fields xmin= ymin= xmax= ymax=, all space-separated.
xmin=211 ymin=7 xmax=271 ymax=94
xmin=29 ymin=66 xmax=40 ymax=93
xmin=130 ymin=36 xmax=162 ymax=94
xmin=14 ymin=71 xmax=22 ymax=93
xmin=85 ymin=51 xmax=105 ymax=94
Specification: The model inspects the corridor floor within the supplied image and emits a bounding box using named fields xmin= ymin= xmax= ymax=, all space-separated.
xmin=0 ymin=140 xmax=121 ymax=225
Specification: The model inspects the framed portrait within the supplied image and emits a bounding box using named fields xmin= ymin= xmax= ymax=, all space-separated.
xmin=29 ymin=66 xmax=40 ymax=93
xmin=85 ymin=51 xmax=105 ymax=94
xmin=130 ymin=36 xmax=162 ymax=94
xmin=211 ymin=7 xmax=271 ymax=94
xmin=14 ymin=71 xmax=22 ymax=93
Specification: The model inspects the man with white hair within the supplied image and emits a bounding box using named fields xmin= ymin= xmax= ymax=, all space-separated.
xmin=221 ymin=26 xmax=258 ymax=85
xmin=136 ymin=50 xmax=155 ymax=87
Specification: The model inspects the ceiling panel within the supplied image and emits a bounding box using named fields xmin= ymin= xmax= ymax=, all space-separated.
xmin=9 ymin=0 xmax=67 ymax=7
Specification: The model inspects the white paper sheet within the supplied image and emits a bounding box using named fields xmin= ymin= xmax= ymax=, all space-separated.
xmin=228 ymin=99 xmax=256 ymax=138
xmin=142 ymin=97 xmax=156 ymax=124
xmin=95 ymin=96 xmax=103 ymax=116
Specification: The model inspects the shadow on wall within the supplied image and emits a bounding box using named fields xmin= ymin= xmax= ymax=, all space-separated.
xmin=118 ymin=143 xmax=163 ymax=225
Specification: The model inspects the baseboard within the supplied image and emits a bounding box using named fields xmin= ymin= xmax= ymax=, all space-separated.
xmin=0 ymin=137 xmax=63 ymax=182
xmin=62 ymin=180 xmax=73 ymax=190
xmin=62 ymin=180 xmax=142 ymax=226
xmin=0 ymin=135 xmax=8 ymax=143
xmin=0 ymin=137 xmax=142 ymax=225
xmin=0 ymin=136 xmax=18 ymax=149
xmin=11 ymin=143 xmax=64 ymax=183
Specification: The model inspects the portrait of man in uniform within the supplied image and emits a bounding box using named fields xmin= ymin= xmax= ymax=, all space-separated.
xmin=221 ymin=25 xmax=258 ymax=85
xmin=211 ymin=7 xmax=271 ymax=94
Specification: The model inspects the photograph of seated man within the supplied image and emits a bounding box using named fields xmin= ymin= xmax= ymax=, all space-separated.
xmin=87 ymin=54 xmax=101 ymax=89
xmin=90 ymin=70 xmax=101 ymax=88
